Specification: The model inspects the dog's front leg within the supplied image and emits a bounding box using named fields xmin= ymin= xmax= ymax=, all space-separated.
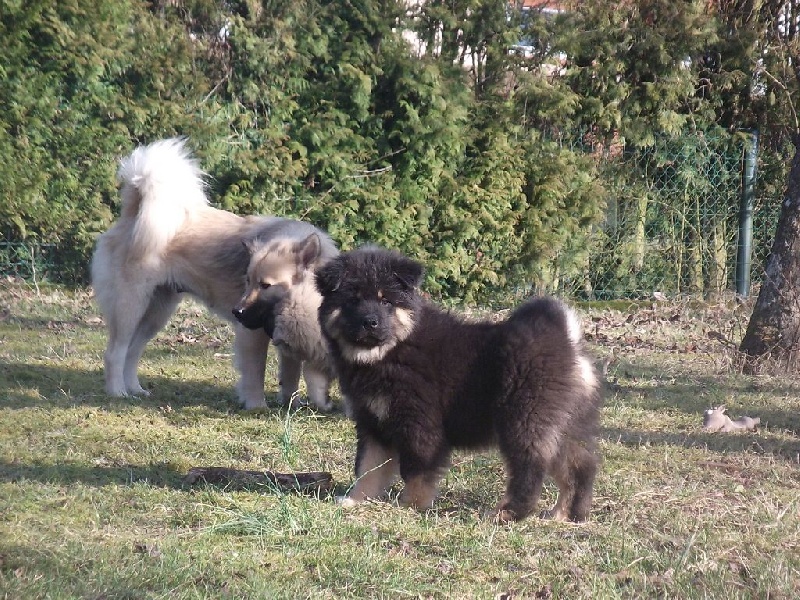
xmin=339 ymin=434 xmax=399 ymax=507
xmin=104 ymin=332 xmax=132 ymax=397
xmin=397 ymin=447 xmax=450 ymax=511
xmin=233 ymin=324 xmax=269 ymax=409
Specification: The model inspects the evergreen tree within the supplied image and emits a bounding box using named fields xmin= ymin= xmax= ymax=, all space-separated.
xmin=557 ymin=0 xmax=720 ymax=144
xmin=0 ymin=0 xmax=218 ymax=280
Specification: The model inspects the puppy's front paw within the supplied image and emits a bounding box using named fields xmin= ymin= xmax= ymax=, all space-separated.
xmin=485 ymin=502 xmax=519 ymax=524
xmin=336 ymin=495 xmax=361 ymax=508
xmin=311 ymin=399 xmax=334 ymax=413
xmin=540 ymin=507 xmax=569 ymax=522
xmin=240 ymin=396 xmax=268 ymax=412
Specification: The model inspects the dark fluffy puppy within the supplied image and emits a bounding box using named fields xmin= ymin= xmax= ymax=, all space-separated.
xmin=315 ymin=246 xmax=602 ymax=522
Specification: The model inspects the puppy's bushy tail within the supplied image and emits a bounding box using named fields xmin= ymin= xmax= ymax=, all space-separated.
xmin=118 ymin=137 xmax=208 ymax=261
xmin=509 ymin=297 xmax=600 ymax=396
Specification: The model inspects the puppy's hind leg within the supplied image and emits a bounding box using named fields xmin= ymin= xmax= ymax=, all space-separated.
xmin=492 ymin=452 xmax=548 ymax=523
xmin=302 ymin=362 xmax=333 ymax=412
xmin=492 ymin=414 xmax=558 ymax=522
xmin=233 ymin=324 xmax=270 ymax=410
xmin=276 ymin=352 xmax=303 ymax=408
xmin=123 ymin=287 xmax=181 ymax=395
xmin=549 ymin=440 xmax=598 ymax=523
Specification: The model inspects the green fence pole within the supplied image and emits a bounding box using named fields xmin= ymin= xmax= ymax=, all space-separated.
xmin=736 ymin=130 xmax=758 ymax=297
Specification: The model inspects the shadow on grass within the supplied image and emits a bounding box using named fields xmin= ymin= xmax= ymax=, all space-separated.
xmin=0 ymin=363 xmax=237 ymax=410
xmin=0 ymin=361 xmax=351 ymax=421
xmin=0 ymin=459 xmax=340 ymax=502
xmin=0 ymin=360 xmax=243 ymax=412
xmin=601 ymin=426 xmax=800 ymax=464
xmin=3 ymin=315 xmax=100 ymax=329
xmin=0 ymin=460 xmax=188 ymax=489
xmin=608 ymin=361 xmax=800 ymax=435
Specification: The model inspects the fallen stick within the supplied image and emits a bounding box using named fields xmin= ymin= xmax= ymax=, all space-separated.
xmin=184 ymin=467 xmax=334 ymax=495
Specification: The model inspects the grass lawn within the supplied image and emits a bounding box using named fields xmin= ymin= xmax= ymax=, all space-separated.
xmin=1 ymin=278 xmax=798 ymax=599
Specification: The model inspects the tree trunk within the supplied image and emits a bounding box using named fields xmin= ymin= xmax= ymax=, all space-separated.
xmin=740 ymin=142 xmax=800 ymax=369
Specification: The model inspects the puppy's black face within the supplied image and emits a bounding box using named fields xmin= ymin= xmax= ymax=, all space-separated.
xmin=316 ymin=247 xmax=424 ymax=365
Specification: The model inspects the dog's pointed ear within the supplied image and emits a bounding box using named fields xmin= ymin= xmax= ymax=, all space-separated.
xmin=242 ymin=238 xmax=256 ymax=256
xmin=393 ymin=255 xmax=424 ymax=290
xmin=295 ymin=234 xmax=322 ymax=269
xmin=315 ymin=258 xmax=344 ymax=296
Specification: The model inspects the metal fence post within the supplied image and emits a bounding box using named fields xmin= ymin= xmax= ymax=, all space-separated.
xmin=736 ymin=130 xmax=758 ymax=297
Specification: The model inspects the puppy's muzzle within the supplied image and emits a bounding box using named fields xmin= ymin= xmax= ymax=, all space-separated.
xmin=353 ymin=313 xmax=392 ymax=348
xmin=233 ymin=302 xmax=279 ymax=336
xmin=362 ymin=314 xmax=380 ymax=330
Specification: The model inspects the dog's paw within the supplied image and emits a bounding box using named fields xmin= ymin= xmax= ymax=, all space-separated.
xmin=539 ymin=508 xmax=569 ymax=522
xmin=487 ymin=509 xmax=516 ymax=524
xmin=340 ymin=396 xmax=355 ymax=420
xmin=484 ymin=504 xmax=520 ymax=525
xmin=240 ymin=399 xmax=269 ymax=412
xmin=336 ymin=496 xmax=361 ymax=508
xmin=311 ymin=399 xmax=334 ymax=413
xmin=286 ymin=395 xmax=308 ymax=411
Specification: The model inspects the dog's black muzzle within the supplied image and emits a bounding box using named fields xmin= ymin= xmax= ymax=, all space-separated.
xmin=344 ymin=304 xmax=393 ymax=348
xmin=232 ymin=303 xmax=278 ymax=335
xmin=232 ymin=285 xmax=289 ymax=335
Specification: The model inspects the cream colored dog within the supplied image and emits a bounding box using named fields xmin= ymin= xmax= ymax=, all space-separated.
xmin=91 ymin=138 xmax=336 ymax=409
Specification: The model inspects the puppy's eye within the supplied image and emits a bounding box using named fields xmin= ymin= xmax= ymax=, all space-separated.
xmin=260 ymin=282 xmax=271 ymax=290
xmin=381 ymin=298 xmax=392 ymax=307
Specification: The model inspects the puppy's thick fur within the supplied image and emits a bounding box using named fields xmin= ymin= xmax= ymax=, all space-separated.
xmin=232 ymin=233 xmax=337 ymax=411
xmin=316 ymin=246 xmax=602 ymax=522
xmin=91 ymin=138 xmax=335 ymax=409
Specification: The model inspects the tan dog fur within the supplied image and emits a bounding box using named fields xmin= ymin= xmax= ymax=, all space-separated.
xmin=233 ymin=234 xmax=337 ymax=411
xmin=91 ymin=138 xmax=334 ymax=409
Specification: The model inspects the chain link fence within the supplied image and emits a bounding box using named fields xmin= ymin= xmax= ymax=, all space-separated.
xmin=552 ymin=130 xmax=777 ymax=300
xmin=0 ymin=238 xmax=85 ymax=285
xmin=0 ymin=131 xmax=781 ymax=300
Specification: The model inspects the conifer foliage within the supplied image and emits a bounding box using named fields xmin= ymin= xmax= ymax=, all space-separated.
xmin=0 ymin=0 xmax=791 ymax=302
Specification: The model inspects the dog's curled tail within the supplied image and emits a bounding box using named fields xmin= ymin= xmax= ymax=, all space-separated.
xmin=510 ymin=297 xmax=600 ymax=396
xmin=118 ymin=137 xmax=208 ymax=261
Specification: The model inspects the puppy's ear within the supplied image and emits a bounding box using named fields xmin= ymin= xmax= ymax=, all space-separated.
xmin=242 ymin=238 xmax=256 ymax=256
xmin=315 ymin=258 xmax=344 ymax=296
xmin=295 ymin=234 xmax=322 ymax=270
xmin=393 ymin=255 xmax=425 ymax=290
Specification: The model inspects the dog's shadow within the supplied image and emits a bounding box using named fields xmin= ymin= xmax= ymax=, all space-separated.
xmin=0 ymin=458 xmax=340 ymax=501
xmin=601 ymin=425 xmax=800 ymax=464
xmin=1 ymin=360 xmax=241 ymax=412
xmin=0 ymin=459 xmax=189 ymax=490
xmin=1 ymin=360 xmax=352 ymax=422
